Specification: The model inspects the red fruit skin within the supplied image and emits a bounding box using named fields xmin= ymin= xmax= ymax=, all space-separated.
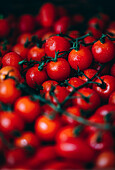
xmin=56 ymin=137 xmax=95 ymax=162
xmin=92 ymin=39 xmax=115 ymax=63
xmin=41 ymin=80 xmax=58 ymax=94
xmin=88 ymin=17 xmax=105 ymax=30
xmin=45 ymin=36 xmax=70 ymax=58
xmin=2 ymin=52 xmax=22 ymax=70
xmin=111 ymin=63 xmax=115 ymax=77
xmin=46 ymin=58 xmax=70 ymax=81
xmin=12 ymin=44 xmax=28 ymax=59
xmin=68 ymin=47 xmax=93 ymax=71
xmin=86 ymin=27 xmax=102 ymax=39
xmin=0 ymin=19 xmax=10 ymax=38
xmin=40 ymin=3 xmax=56 ymax=27
xmin=17 ymin=33 xmax=31 ymax=45
xmin=109 ymin=91 xmax=115 ymax=105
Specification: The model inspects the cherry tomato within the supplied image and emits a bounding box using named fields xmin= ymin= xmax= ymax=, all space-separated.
xmin=46 ymin=58 xmax=70 ymax=81
xmin=17 ymin=33 xmax=31 ymax=45
xmin=34 ymin=27 xmax=51 ymax=39
xmin=68 ymin=30 xmax=79 ymax=39
xmin=68 ymin=46 xmax=93 ymax=71
xmin=88 ymin=17 xmax=105 ymax=30
xmin=0 ymin=18 xmax=10 ymax=38
xmin=110 ymin=63 xmax=115 ymax=77
xmin=40 ymin=3 xmax=56 ymax=27
xmin=109 ymin=91 xmax=115 ymax=105
xmin=35 ymin=115 xmax=61 ymax=141
xmin=92 ymin=39 xmax=115 ymax=63
xmin=42 ymin=32 xmax=54 ymax=41
xmin=2 ymin=52 xmax=22 ymax=70
xmin=0 ymin=79 xmax=21 ymax=104
xmin=45 ymin=35 xmax=71 ymax=58
xmin=14 ymin=96 xmax=41 ymax=123
xmin=86 ymin=26 xmax=102 ymax=39
xmin=12 ymin=44 xmax=28 ymax=59
xmin=41 ymin=80 xmax=58 ymax=94
xmin=93 ymin=75 xmax=115 ymax=100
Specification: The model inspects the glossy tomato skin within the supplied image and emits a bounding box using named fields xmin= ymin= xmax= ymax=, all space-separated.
xmin=0 ymin=66 xmax=21 ymax=83
xmin=40 ymin=3 xmax=56 ymax=27
xmin=14 ymin=131 xmax=40 ymax=149
xmin=56 ymin=137 xmax=95 ymax=162
xmin=41 ymin=80 xmax=58 ymax=94
xmin=88 ymin=17 xmax=105 ymax=30
xmin=92 ymin=39 xmax=115 ymax=63
xmin=12 ymin=44 xmax=28 ymax=59
xmin=35 ymin=116 xmax=61 ymax=141
xmin=26 ymin=66 xmax=48 ymax=88
xmin=14 ymin=96 xmax=41 ymax=123
xmin=27 ymin=46 xmax=45 ymax=61
xmin=93 ymin=75 xmax=115 ymax=100
xmin=0 ymin=79 xmax=21 ymax=104
xmin=86 ymin=27 xmax=102 ymax=39
xmin=2 ymin=52 xmax=22 ymax=70
xmin=17 ymin=33 xmax=31 ymax=45
xmin=0 ymin=111 xmax=24 ymax=134
xmin=66 ymin=77 xmax=85 ymax=92
xmin=18 ymin=14 xmax=35 ymax=33
xmin=110 ymin=63 xmax=115 ymax=77
xmin=0 ymin=18 xmax=10 ymax=38
xmin=109 ymin=91 xmax=115 ymax=105
xmin=46 ymin=58 xmax=70 ymax=81
xmin=45 ymin=35 xmax=71 ymax=58
xmin=72 ymin=87 xmax=100 ymax=112
xmin=68 ymin=46 xmax=93 ymax=71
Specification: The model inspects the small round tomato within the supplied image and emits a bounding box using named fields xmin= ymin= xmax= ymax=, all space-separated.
xmin=68 ymin=30 xmax=79 ymax=39
xmin=95 ymin=150 xmax=115 ymax=169
xmin=34 ymin=27 xmax=51 ymax=39
xmin=66 ymin=77 xmax=85 ymax=92
xmin=26 ymin=66 xmax=48 ymax=88
xmin=0 ymin=66 xmax=21 ymax=83
xmin=88 ymin=17 xmax=105 ymax=30
xmin=0 ymin=111 xmax=24 ymax=134
xmin=109 ymin=91 xmax=115 ymax=105
xmin=17 ymin=33 xmax=31 ymax=45
xmin=42 ymin=32 xmax=54 ymax=41
xmin=39 ymin=3 xmax=56 ymax=27
xmin=92 ymin=62 xmax=111 ymax=75
xmin=86 ymin=26 xmax=102 ymax=39
xmin=18 ymin=14 xmax=35 ymax=33
xmin=68 ymin=46 xmax=93 ymax=71
xmin=2 ymin=52 xmax=22 ymax=70
xmin=14 ymin=96 xmax=41 ymax=123
xmin=14 ymin=131 xmax=40 ymax=149
xmin=92 ymin=39 xmax=115 ymax=63
xmin=41 ymin=104 xmax=58 ymax=118
xmin=110 ymin=63 xmax=115 ymax=77
xmin=35 ymin=115 xmax=61 ymax=141
xmin=93 ymin=75 xmax=115 ymax=100
xmin=12 ymin=44 xmax=28 ymax=59
xmin=54 ymin=16 xmax=70 ymax=34
xmin=45 ymin=35 xmax=71 ymax=58
xmin=84 ymin=35 xmax=96 ymax=49
xmin=72 ymin=87 xmax=100 ymax=112
xmin=0 ymin=18 xmax=10 ymax=38
xmin=0 ymin=79 xmax=21 ymax=104
xmin=41 ymin=80 xmax=58 ymax=94
xmin=87 ymin=131 xmax=114 ymax=151
xmin=46 ymin=58 xmax=70 ymax=81
xmin=27 ymin=46 xmax=45 ymax=61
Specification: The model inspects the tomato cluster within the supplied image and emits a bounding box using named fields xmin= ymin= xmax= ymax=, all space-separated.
xmin=0 ymin=2 xmax=115 ymax=170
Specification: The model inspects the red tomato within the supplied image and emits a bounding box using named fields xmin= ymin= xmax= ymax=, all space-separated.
xmin=42 ymin=32 xmax=54 ymax=41
xmin=0 ymin=79 xmax=21 ymax=104
xmin=40 ymin=3 xmax=56 ymax=27
xmin=92 ymin=62 xmax=111 ymax=75
xmin=12 ymin=44 xmax=28 ymax=59
xmin=72 ymin=87 xmax=100 ymax=112
xmin=110 ymin=63 xmax=115 ymax=77
xmin=2 ymin=52 xmax=22 ymax=70
xmin=45 ymin=35 xmax=71 ymax=58
xmin=46 ymin=58 xmax=70 ymax=81
xmin=68 ymin=30 xmax=79 ymax=39
xmin=109 ymin=91 xmax=115 ymax=105
xmin=17 ymin=33 xmax=31 ymax=45
xmin=54 ymin=16 xmax=70 ymax=34
xmin=93 ymin=75 xmax=115 ymax=100
xmin=0 ymin=18 xmax=10 ymax=38
xmin=27 ymin=46 xmax=45 ymax=61
xmin=35 ymin=116 xmax=61 ymax=141
xmin=66 ymin=77 xmax=85 ymax=92
xmin=34 ymin=27 xmax=51 ymax=39
xmin=92 ymin=39 xmax=115 ymax=63
xmin=88 ymin=17 xmax=105 ymax=30
xmin=0 ymin=111 xmax=24 ymax=134
xmin=41 ymin=104 xmax=58 ymax=119
xmin=84 ymin=35 xmax=96 ymax=49
xmin=86 ymin=27 xmax=102 ymax=39
xmin=18 ymin=14 xmax=35 ymax=33
xmin=68 ymin=46 xmax=93 ymax=71
xmin=26 ymin=66 xmax=48 ymax=88
xmin=14 ymin=131 xmax=40 ymax=149
xmin=56 ymin=137 xmax=95 ymax=162
xmin=14 ymin=96 xmax=41 ymax=123
xmin=41 ymin=80 xmax=58 ymax=94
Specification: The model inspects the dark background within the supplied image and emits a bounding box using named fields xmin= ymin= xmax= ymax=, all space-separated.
xmin=0 ymin=0 xmax=115 ymax=19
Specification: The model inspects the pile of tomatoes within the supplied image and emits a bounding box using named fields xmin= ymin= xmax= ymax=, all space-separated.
xmin=0 ymin=2 xmax=115 ymax=170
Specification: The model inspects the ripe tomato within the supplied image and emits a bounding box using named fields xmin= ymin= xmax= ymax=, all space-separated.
xmin=72 ymin=87 xmax=100 ymax=112
xmin=45 ymin=35 xmax=71 ymax=58
xmin=2 ymin=52 xmax=22 ymax=70
xmin=0 ymin=111 xmax=24 ymax=134
xmin=92 ymin=39 xmax=115 ymax=63
xmin=110 ymin=63 xmax=115 ymax=77
xmin=27 ymin=46 xmax=45 ymax=61
xmin=35 ymin=115 xmax=61 ymax=141
xmin=0 ymin=66 xmax=21 ymax=83
xmin=34 ymin=27 xmax=51 ymax=39
xmin=39 ymin=3 xmax=56 ymax=27
xmin=0 ymin=18 xmax=10 ymax=38
xmin=26 ymin=66 xmax=48 ymax=88
xmin=68 ymin=46 xmax=93 ymax=71
xmin=88 ymin=17 xmax=105 ymax=30
xmin=46 ymin=58 xmax=70 ymax=81
xmin=84 ymin=35 xmax=96 ymax=48
xmin=68 ymin=30 xmax=79 ymax=39
xmin=14 ymin=96 xmax=41 ymax=123
xmin=86 ymin=27 xmax=102 ymax=39
xmin=0 ymin=79 xmax=21 ymax=104
xmin=109 ymin=91 xmax=115 ymax=105
xmin=12 ymin=44 xmax=28 ymax=59
xmin=17 ymin=33 xmax=31 ymax=45
xmin=42 ymin=32 xmax=54 ymax=41
xmin=93 ymin=75 xmax=115 ymax=100
xmin=41 ymin=80 xmax=58 ymax=94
